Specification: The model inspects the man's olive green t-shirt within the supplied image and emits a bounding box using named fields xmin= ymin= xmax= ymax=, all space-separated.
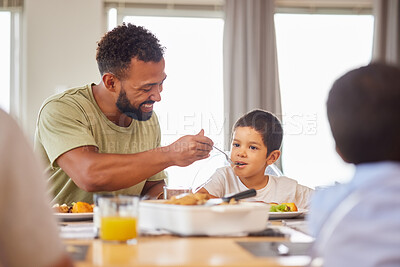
xmin=34 ymin=84 xmax=167 ymax=204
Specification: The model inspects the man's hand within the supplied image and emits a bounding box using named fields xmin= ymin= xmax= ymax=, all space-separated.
xmin=166 ymin=129 xmax=214 ymax=167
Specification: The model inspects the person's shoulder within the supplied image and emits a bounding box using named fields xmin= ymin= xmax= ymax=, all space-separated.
xmin=38 ymin=84 xmax=93 ymax=117
xmin=40 ymin=84 xmax=92 ymax=109
xmin=0 ymin=108 xmax=15 ymax=125
xmin=269 ymin=175 xmax=298 ymax=184
xmin=270 ymin=175 xmax=314 ymax=192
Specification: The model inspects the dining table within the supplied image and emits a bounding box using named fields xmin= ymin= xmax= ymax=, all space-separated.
xmin=60 ymin=215 xmax=313 ymax=267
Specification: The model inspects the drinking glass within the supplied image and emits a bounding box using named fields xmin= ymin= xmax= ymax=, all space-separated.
xmin=98 ymin=196 xmax=139 ymax=244
xmin=163 ymin=186 xmax=191 ymax=200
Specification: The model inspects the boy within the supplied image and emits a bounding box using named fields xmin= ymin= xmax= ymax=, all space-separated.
xmin=199 ymin=109 xmax=313 ymax=209
xmin=308 ymin=63 xmax=400 ymax=266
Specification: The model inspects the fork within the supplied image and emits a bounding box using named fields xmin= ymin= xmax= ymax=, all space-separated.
xmin=212 ymin=145 xmax=234 ymax=165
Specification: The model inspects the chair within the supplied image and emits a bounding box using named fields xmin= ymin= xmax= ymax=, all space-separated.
xmin=265 ymin=163 xmax=284 ymax=176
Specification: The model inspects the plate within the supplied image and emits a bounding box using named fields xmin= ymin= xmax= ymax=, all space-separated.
xmin=54 ymin=212 xmax=93 ymax=221
xmin=269 ymin=209 xmax=308 ymax=219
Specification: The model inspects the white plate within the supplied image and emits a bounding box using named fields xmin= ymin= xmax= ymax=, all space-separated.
xmin=54 ymin=212 xmax=93 ymax=221
xmin=269 ymin=209 xmax=308 ymax=219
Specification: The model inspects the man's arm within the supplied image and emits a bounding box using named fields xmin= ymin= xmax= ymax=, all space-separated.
xmin=56 ymin=130 xmax=213 ymax=192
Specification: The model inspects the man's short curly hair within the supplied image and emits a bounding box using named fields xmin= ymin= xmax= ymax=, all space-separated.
xmin=96 ymin=23 xmax=165 ymax=80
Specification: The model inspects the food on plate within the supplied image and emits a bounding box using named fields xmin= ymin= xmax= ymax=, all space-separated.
xmin=72 ymin=201 xmax=94 ymax=213
xmin=52 ymin=201 xmax=94 ymax=213
xmin=165 ymin=192 xmax=210 ymax=205
xmin=53 ymin=203 xmax=70 ymax=213
xmin=269 ymin=202 xmax=298 ymax=212
xmin=164 ymin=192 xmax=239 ymax=206
xmin=282 ymin=202 xmax=298 ymax=212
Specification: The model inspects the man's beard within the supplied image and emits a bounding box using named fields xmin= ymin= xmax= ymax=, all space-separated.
xmin=116 ymin=88 xmax=154 ymax=121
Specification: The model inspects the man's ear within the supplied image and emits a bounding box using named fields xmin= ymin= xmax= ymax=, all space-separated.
xmin=266 ymin=150 xmax=281 ymax=165
xmin=102 ymin=73 xmax=118 ymax=93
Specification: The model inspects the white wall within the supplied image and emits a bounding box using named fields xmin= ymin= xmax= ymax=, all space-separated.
xmin=22 ymin=0 xmax=105 ymax=139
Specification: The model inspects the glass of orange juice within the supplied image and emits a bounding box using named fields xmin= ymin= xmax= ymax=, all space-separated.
xmin=98 ymin=196 xmax=139 ymax=244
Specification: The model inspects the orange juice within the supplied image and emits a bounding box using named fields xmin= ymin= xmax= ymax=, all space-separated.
xmin=100 ymin=216 xmax=137 ymax=241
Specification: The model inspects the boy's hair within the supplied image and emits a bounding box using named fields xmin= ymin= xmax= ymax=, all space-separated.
xmin=327 ymin=63 xmax=400 ymax=164
xmin=96 ymin=23 xmax=165 ymax=80
xmin=233 ymin=109 xmax=283 ymax=156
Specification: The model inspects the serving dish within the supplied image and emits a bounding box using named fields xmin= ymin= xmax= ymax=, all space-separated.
xmin=139 ymin=200 xmax=269 ymax=236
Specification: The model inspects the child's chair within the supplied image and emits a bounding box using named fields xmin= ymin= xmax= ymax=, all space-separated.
xmin=265 ymin=164 xmax=283 ymax=176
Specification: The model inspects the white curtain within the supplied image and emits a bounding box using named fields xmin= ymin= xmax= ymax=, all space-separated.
xmin=223 ymin=0 xmax=281 ymax=150
xmin=372 ymin=0 xmax=400 ymax=66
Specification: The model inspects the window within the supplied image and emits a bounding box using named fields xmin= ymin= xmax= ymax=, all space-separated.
xmin=108 ymin=8 xmax=225 ymax=188
xmin=275 ymin=14 xmax=374 ymax=187
xmin=107 ymin=6 xmax=375 ymax=189
xmin=0 ymin=11 xmax=11 ymax=112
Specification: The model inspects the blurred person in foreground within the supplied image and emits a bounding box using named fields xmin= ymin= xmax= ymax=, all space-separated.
xmin=34 ymin=23 xmax=213 ymax=205
xmin=0 ymin=109 xmax=73 ymax=267
xmin=308 ymin=63 xmax=400 ymax=267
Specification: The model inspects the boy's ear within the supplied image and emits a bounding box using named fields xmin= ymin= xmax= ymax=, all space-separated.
xmin=266 ymin=150 xmax=281 ymax=165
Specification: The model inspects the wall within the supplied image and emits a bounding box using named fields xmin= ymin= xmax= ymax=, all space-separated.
xmin=22 ymin=0 xmax=105 ymax=139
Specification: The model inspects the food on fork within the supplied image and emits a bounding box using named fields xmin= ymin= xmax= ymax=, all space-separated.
xmin=269 ymin=202 xmax=298 ymax=212
xmin=52 ymin=201 xmax=94 ymax=213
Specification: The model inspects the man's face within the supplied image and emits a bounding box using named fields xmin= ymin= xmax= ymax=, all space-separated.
xmin=116 ymin=57 xmax=166 ymax=121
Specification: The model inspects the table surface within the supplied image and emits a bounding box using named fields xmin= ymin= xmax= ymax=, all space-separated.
xmin=62 ymin=219 xmax=313 ymax=267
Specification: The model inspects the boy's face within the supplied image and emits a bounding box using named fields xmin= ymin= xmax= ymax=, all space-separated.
xmin=230 ymin=126 xmax=278 ymax=180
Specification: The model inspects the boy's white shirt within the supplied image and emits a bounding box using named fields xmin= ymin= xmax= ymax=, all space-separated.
xmin=204 ymin=166 xmax=313 ymax=209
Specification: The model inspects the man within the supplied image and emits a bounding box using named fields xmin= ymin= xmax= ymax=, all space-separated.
xmin=0 ymin=109 xmax=73 ymax=267
xmin=308 ymin=63 xmax=400 ymax=266
xmin=35 ymin=23 xmax=213 ymax=204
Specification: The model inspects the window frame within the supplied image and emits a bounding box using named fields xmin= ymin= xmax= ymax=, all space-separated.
xmin=105 ymin=2 xmax=224 ymax=25
xmin=0 ymin=6 xmax=22 ymax=117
